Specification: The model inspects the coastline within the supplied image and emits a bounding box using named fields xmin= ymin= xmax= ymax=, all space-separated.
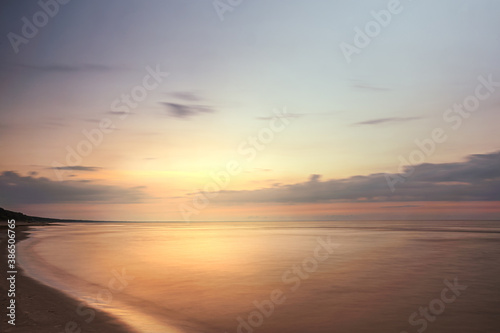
xmin=0 ymin=223 xmax=136 ymax=333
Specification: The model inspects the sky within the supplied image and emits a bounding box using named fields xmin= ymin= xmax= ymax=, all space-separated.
xmin=0 ymin=0 xmax=499 ymax=221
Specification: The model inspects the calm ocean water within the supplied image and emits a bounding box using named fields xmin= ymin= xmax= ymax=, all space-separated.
xmin=18 ymin=221 xmax=500 ymax=333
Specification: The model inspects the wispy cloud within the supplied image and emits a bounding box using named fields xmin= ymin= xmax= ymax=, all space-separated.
xmin=382 ymin=204 xmax=421 ymax=209
xmin=0 ymin=171 xmax=147 ymax=204
xmin=158 ymin=91 xmax=216 ymax=119
xmin=107 ymin=110 xmax=133 ymax=117
xmin=212 ymin=151 xmax=500 ymax=204
xmin=353 ymin=116 xmax=422 ymax=126
xmin=8 ymin=63 xmax=123 ymax=73
xmin=47 ymin=166 xmax=103 ymax=172
xmin=161 ymin=102 xmax=215 ymax=119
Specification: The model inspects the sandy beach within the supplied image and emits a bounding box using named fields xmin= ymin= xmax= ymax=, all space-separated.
xmin=0 ymin=223 xmax=134 ymax=333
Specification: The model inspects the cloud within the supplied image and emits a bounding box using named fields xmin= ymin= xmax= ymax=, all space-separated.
xmin=107 ymin=111 xmax=132 ymax=117
xmin=309 ymin=174 xmax=321 ymax=182
xmin=161 ymin=102 xmax=215 ymax=119
xmin=158 ymin=91 xmax=216 ymax=119
xmin=382 ymin=205 xmax=421 ymax=209
xmin=353 ymin=117 xmax=422 ymax=126
xmin=47 ymin=166 xmax=102 ymax=172
xmin=10 ymin=63 xmax=121 ymax=73
xmin=213 ymin=151 xmax=500 ymax=204
xmin=0 ymin=171 xmax=148 ymax=205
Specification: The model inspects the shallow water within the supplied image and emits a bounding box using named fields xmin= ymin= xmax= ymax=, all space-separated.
xmin=19 ymin=221 xmax=500 ymax=333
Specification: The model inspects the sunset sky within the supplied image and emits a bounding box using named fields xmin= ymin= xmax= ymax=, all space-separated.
xmin=1 ymin=0 xmax=499 ymax=221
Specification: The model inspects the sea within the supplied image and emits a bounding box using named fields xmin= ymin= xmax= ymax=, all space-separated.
xmin=18 ymin=221 xmax=500 ymax=333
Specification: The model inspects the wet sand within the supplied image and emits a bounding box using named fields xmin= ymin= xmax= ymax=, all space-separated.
xmin=0 ymin=222 xmax=135 ymax=333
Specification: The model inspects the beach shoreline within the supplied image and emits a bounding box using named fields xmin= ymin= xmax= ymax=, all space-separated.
xmin=0 ymin=222 xmax=136 ymax=333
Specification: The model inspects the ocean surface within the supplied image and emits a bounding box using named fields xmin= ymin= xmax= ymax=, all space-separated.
xmin=18 ymin=221 xmax=500 ymax=333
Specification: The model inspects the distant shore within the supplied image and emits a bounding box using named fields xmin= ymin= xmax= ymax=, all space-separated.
xmin=0 ymin=222 xmax=135 ymax=333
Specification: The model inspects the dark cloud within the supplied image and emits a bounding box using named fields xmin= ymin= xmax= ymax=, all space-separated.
xmin=47 ymin=166 xmax=102 ymax=172
xmin=354 ymin=117 xmax=422 ymax=126
xmin=161 ymin=102 xmax=215 ymax=119
xmin=159 ymin=92 xmax=216 ymax=119
xmin=309 ymin=174 xmax=322 ymax=182
xmin=214 ymin=151 xmax=500 ymax=204
xmin=0 ymin=171 xmax=147 ymax=205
